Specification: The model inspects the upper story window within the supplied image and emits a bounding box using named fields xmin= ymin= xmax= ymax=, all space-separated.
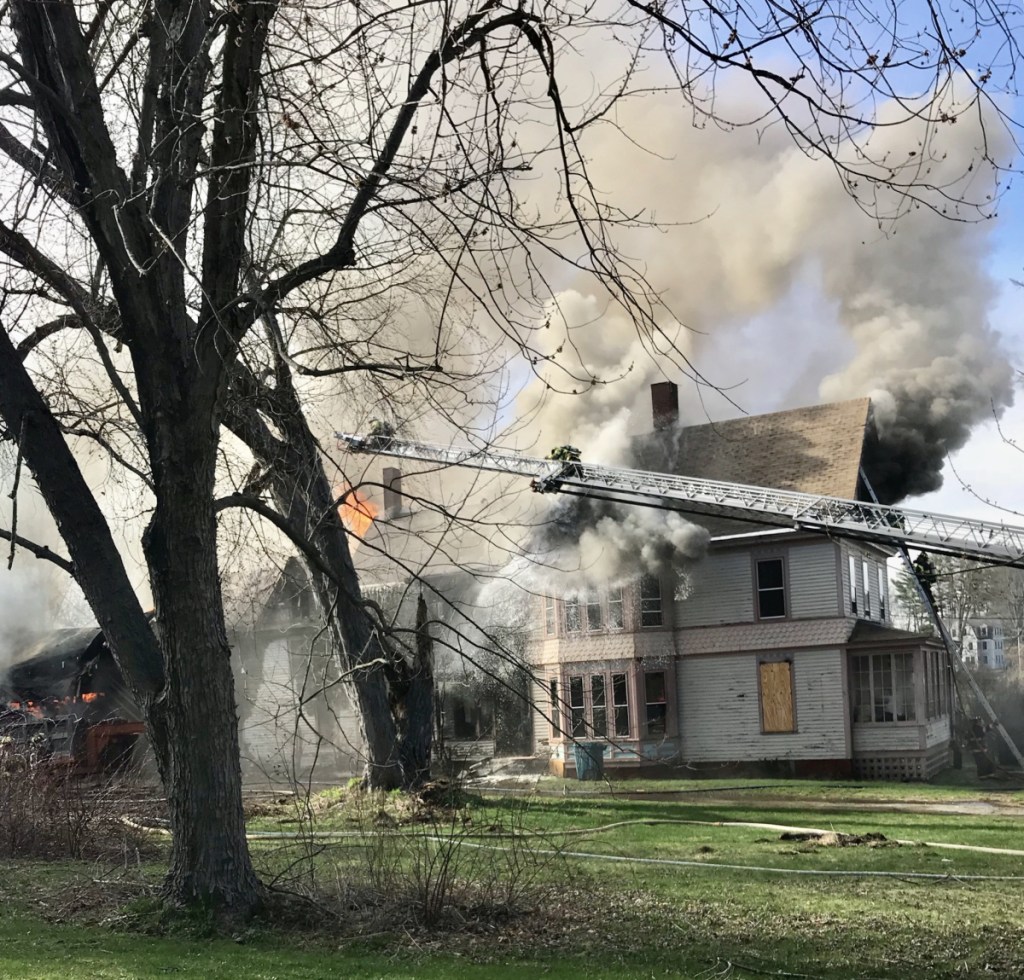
xmin=848 ymin=555 xmax=857 ymax=614
xmin=565 ymin=596 xmax=582 ymax=633
xmin=640 ymin=575 xmax=663 ymax=628
xmin=862 ymin=560 xmax=871 ymax=618
xmin=877 ymin=567 xmax=887 ymax=621
xmin=755 ymin=558 xmax=786 ymax=619
xmin=607 ymin=587 xmax=625 ymax=630
xmin=586 ymin=588 xmax=602 ymax=632
xmin=544 ymin=596 xmax=556 ymax=636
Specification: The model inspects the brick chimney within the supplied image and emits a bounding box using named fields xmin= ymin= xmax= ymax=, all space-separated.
xmin=383 ymin=466 xmax=403 ymax=518
xmin=651 ymin=382 xmax=679 ymax=431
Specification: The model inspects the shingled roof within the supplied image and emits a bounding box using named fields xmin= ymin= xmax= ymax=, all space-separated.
xmin=636 ymin=397 xmax=874 ymax=500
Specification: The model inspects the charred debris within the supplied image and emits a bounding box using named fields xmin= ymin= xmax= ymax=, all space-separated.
xmin=0 ymin=627 xmax=146 ymax=773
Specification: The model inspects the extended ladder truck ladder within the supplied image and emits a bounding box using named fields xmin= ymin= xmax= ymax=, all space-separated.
xmin=338 ymin=432 xmax=1024 ymax=768
xmin=338 ymin=432 xmax=1024 ymax=568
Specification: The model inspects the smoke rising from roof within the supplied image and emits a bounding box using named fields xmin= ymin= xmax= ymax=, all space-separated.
xmin=514 ymin=81 xmax=1013 ymax=505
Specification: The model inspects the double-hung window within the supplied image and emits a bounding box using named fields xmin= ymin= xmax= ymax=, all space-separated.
xmin=612 ymin=673 xmax=630 ymax=736
xmin=607 ymin=587 xmax=625 ymax=630
xmin=640 ymin=575 xmax=663 ymax=627
xmin=644 ymin=672 xmax=668 ymax=736
xmin=586 ymin=588 xmax=603 ymax=632
xmin=544 ymin=596 xmax=556 ymax=636
xmin=564 ymin=596 xmax=582 ymax=633
xmin=756 ymin=558 xmax=786 ymax=619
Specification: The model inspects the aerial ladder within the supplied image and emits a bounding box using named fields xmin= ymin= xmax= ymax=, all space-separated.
xmin=337 ymin=431 xmax=1024 ymax=769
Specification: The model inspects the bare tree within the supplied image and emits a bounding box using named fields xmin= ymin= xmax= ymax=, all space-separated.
xmin=0 ymin=0 xmax=1019 ymax=919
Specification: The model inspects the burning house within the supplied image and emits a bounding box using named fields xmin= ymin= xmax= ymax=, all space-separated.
xmin=527 ymin=386 xmax=954 ymax=780
xmin=339 ymin=387 xmax=960 ymax=781
xmin=0 ymin=626 xmax=148 ymax=773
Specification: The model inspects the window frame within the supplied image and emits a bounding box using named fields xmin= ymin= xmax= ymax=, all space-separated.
xmin=643 ymin=670 xmax=669 ymax=738
xmin=877 ymin=566 xmax=887 ymax=621
xmin=585 ymin=587 xmax=603 ymax=632
xmin=549 ymin=678 xmax=562 ymax=737
xmin=564 ymin=596 xmax=582 ymax=634
xmin=754 ymin=556 xmax=788 ymax=621
xmin=561 ymin=669 xmax=634 ymax=740
xmin=848 ymin=555 xmax=858 ymax=615
xmin=640 ymin=575 xmax=664 ymax=628
xmin=607 ymin=586 xmax=625 ymax=631
xmin=862 ymin=559 xmax=872 ymax=619
xmin=544 ymin=596 xmax=556 ymax=636
xmin=850 ymin=651 xmax=918 ymax=724
xmin=612 ymin=672 xmax=630 ymax=737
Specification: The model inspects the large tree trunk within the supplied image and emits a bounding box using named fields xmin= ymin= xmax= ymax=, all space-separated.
xmin=144 ymin=414 xmax=262 ymax=913
xmin=398 ymin=595 xmax=434 ymax=788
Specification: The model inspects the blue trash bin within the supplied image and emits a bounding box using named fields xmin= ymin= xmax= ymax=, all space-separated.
xmin=573 ymin=741 xmax=607 ymax=780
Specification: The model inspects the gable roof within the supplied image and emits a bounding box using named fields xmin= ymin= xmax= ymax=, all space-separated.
xmin=635 ymin=397 xmax=873 ymax=500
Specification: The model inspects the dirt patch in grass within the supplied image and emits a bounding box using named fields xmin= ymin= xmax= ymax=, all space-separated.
xmin=778 ymin=830 xmax=901 ymax=848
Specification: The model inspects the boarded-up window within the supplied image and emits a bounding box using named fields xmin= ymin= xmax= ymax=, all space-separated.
xmin=759 ymin=661 xmax=795 ymax=733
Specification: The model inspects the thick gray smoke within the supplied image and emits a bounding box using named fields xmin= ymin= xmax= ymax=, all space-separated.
xmin=527 ymin=496 xmax=708 ymax=589
xmin=516 ymin=78 xmax=1014 ymax=506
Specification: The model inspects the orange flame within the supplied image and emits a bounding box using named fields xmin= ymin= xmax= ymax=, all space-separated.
xmin=335 ymin=483 xmax=379 ymax=542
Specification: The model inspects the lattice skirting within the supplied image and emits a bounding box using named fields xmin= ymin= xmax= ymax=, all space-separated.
xmin=852 ymin=745 xmax=950 ymax=781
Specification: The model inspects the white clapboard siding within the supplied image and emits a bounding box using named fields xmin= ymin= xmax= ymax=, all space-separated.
xmin=678 ymin=650 xmax=847 ymax=761
xmin=851 ymin=725 xmax=922 ymax=752
xmin=676 ymin=552 xmax=755 ymax=627
xmin=925 ymin=716 xmax=952 ymax=748
xmin=788 ymin=542 xmax=840 ymax=618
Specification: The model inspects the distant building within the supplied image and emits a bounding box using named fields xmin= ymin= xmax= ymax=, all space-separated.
xmin=950 ymin=618 xmax=1006 ymax=670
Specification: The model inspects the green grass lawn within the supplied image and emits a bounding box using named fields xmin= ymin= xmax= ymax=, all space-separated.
xmin=5 ymin=778 xmax=1024 ymax=979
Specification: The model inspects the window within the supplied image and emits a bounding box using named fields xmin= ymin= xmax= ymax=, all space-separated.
xmin=586 ymin=588 xmax=602 ymax=632
xmin=607 ymin=587 xmax=625 ymax=630
xmin=640 ymin=575 xmax=663 ymax=627
xmin=564 ymin=671 xmax=628 ymax=739
xmin=544 ymin=596 xmax=556 ymax=636
xmin=591 ymin=675 xmax=607 ymax=736
xmin=756 ymin=558 xmax=786 ymax=619
xmin=569 ymin=675 xmax=586 ymax=736
xmin=862 ymin=560 xmax=871 ymax=618
xmin=565 ymin=596 xmax=582 ymax=633
xmin=645 ymin=671 xmax=668 ymax=736
xmin=877 ymin=567 xmax=887 ymax=620
xmin=849 ymin=555 xmax=857 ymax=614
xmin=759 ymin=660 xmax=795 ymax=733
xmin=549 ymin=679 xmax=561 ymax=736
xmin=612 ymin=672 xmax=630 ymax=736
xmin=851 ymin=652 xmax=916 ymax=723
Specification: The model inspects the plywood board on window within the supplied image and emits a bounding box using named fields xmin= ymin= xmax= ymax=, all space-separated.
xmin=760 ymin=660 xmax=795 ymax=733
